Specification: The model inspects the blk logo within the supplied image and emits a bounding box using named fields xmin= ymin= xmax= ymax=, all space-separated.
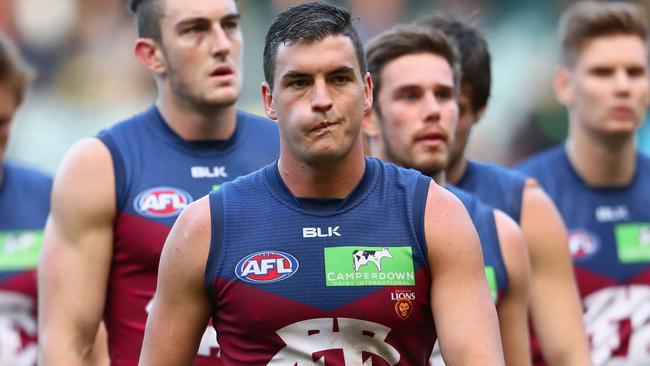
xmin=303 ymin=226 xmax=341 ymax=238
xmin=191 ymin=166 xmax=228 ymax=179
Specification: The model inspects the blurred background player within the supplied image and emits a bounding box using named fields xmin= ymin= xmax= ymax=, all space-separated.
xmin=140 ymin=2 xmax=504 ymax=365
xmin=414 ymin=14 xmax=592 ymax=365
xmin=363 ymin=23 xmax=530 ymax=365
xmin=0 ymin=29 xmax=50 ymax=366
xmin=38 ymin=0 xmax=279 ymax=365
xmin=0 ymin=31 xmax=108 ymax=366
xmin=516 ymin=2 xmax=650 ymax=365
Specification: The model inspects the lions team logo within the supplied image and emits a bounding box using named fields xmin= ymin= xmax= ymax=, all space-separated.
xmin=133 ymin=187 xmax=193 ymax=218
xmin=569 ymin=229 xmax=600 ymax=261
xmin=235 ymin=251 xmax=299 ymax=284
xmin=391 ymin=290 xmax=415 ymax=320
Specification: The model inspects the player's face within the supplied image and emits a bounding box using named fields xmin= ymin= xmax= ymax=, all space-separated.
xmin=158 ymin=0 xmax=242 ymax=108
xmin=375 ymin=53 xmax=458 ymax=177
xmin=561 ymin=34 xmax=649 ymax=137
xmin=0 ymin=83 xmax=18 ymax=162
xmin=263 ymin=35 xmax=372 ymax=165
xmin=448 ymin=89 xmax=480 ymax=169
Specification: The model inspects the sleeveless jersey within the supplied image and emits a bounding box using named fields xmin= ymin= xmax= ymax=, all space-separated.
xmin=205 ymin=157 xmax=434 ymax=365
xmin=516 ymin=146 xmax=650 ymax=366
xmin=97 ymin=106 xmax=280 ymax=366
xmin=456 ymin=160 xmax=527 ymax=223
xmin=430 ymin=185 xmax=509 ymax=365
xmin=0 ymin=161 xmax=52 ymax=366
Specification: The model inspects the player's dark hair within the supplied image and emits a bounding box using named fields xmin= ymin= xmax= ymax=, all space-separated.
xmin=416 ymin=14 xmax=490 ymax=113
xmin=559 ymin=1 xmax=648 ymax=67
xmin=127 ymin=0 xmax=164 ymax=42
xmin=263 ymin=1 xmax=367 ymax=88
xmin=365 ymin=24 xmax=460 ymax=114
xmin=0 ymin=32 xmax=35 ymax=106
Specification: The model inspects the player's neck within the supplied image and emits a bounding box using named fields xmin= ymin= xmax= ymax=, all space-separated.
xmin=434 ymin=171 xmax=446 ymax=186
xmin=278 ymin=141 xmax=366 ymax=199
xmin=445 ymin=156 xmax=467 ymax=185
xmin=155 ymin=95 xmax=237 ymax=141
xmin=566 ymin=129 xmax=637 ymax=187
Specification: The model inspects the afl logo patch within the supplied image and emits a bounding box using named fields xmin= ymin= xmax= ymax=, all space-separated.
xmin=235 ymin=251 xmax=299 ymax=284
xmin=133 ymin=187 xmax=193 ymax=218
xmin=569 ymin=229 xmax=600 ymax=261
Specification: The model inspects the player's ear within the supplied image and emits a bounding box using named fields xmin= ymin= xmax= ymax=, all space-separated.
xmin=134 ymin=38 xmax=166 ymax=75
xmin=262 ymin=82 xmax=277 ymax=120
xmin=554 ymin=66 xmax=573 ymax=106
xmin=363 ymin=72 xmax=374 ymax=114
xmin=362 ymin=107 xmax=380 ymax=139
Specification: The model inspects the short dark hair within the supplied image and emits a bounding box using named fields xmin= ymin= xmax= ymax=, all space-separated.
xmin=263 ymin=1 xmax=367 ymax=89
xmin=0 ymin=32 xmax=35 ymax=105
xmin=416 ymin=14 xmax=490 ymax=113
xmin=365 ymin=24 xmax=460 ymax=113
xmin=559 ymin=1 xmax=648 ymax=67
xmin=127 ymin=0 xmax=164 ymax=42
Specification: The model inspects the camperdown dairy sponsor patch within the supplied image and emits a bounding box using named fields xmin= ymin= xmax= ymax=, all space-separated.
xmin=324 ymin=246 xmax=414 ymax=286
xmin=235 ymin=251 xmax=299 ymax=284
xmin=615 ymin=223 xmax=650 ymax=263
xmin=0 ymin=230 xmax=43 ymax=270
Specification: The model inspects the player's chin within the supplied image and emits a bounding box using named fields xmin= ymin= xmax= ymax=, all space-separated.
xmin=206 ymin=91 xmax=239 ymax=107
xmin=412 ymin=154 xmax=447 ymax=175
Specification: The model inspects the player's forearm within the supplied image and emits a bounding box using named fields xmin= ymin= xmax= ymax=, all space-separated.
xmin=39 ymin=332 xmax=100 ymax=366
xmin=39 ymin=243 xmax=109 ymax=366
xmin=498 ymin=310 xmax=532 ymax=366
xmin=530 ymin=283 xmax=592 ymax=366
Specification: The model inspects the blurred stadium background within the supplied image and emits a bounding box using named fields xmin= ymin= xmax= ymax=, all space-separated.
xmin=2 ymin=0 xmax=649 ymax=174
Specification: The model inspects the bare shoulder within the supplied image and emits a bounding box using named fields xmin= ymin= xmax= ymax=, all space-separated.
xmin=493 ymin=209 xmax=530 ymax=285
xmin=160 ymin=196 xmax=212 ymax=270
xmin=425 ymin=182 xmax=469 ymax=224
xmin=49 ymin=137 xmax=116 ymax=233
xmin=521 ymin=177 xmax=556 ymax=214
xmin=520 ymin=177 xmax=569 ymax=253
xmin=56 ymin=137 xmax=114 ymax=183
xmin=424 ymin=183 xmax=478 ymax=259
xmin=493 ymin=209 xmax=528 ymax=260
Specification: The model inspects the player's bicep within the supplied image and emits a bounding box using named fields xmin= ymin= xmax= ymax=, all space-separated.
xmin=494 ymin=210 xmax=531 ymax=366
xmin=425 ymin=184 xmax=504 ymax=366
xmin=140 ymin=196 xmax=213 ymax=366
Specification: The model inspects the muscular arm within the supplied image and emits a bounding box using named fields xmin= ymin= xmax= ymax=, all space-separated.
xmin=521 ymin=179 xmax=592 ymax=366
xmin=139 ymin=196 xmax=213 ymax=366
xmin=38 ymin=138 xmax=115 ymax=366
xmin=86 ymin=322 xmax=110 ymax=366
xmin=426 ymin=183 xmax=504 ymax=366
xmin=494 ymin=210 xmax=531 ymax=366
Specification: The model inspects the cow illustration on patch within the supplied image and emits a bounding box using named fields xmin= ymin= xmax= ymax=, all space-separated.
xmin=324 ymin=246 xmax=415 ymax=287
xmin=352 ymin=248 xmax=393 ymax=272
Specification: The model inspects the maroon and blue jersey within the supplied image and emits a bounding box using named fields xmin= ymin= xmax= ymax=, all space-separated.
xmin=456 ymin=160 xmax=527 ymax=223
xmin=517 ymin=146 xmax=650 ymax=365
xmin=97 ymin=106 xmax=279 ymax=366
xmin=205 ymin=157 xmax=434 ymax=365
xmin=0 ymin=161 xmax=52 ymax=366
